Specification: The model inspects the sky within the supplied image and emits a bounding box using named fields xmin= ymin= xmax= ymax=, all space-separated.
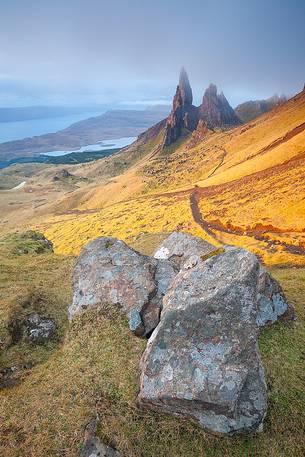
xmin=0 ymin=0 xmax=305 ymax=108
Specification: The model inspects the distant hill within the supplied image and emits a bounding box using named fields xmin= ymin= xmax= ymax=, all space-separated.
xmin=0 ymin=106 xmax=170 ymax=161
xmin=235 ymin=94 xmax=287 ymax=122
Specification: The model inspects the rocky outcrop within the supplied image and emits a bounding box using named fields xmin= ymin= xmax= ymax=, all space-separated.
xmin=198 ymin=84 xmax=241 ymax=129
xmin=187 ymin=119 xmax=210 ymax=148
xmin=235 ymin=94 xmax=287 ymax=123
xmin=53 ymin=169 xmax=73 ymax=181
xmin=10 ymin=230 xmax=53 ymax=255
xmin=163 ymin=67 xmax=199 ymax=147
xmin=69 ymin=237 xmax=177 ymax=337
xmin=70 ymin=232 xmax=293 ymax=436
xmin=162 ymin=70 xmax=241 ymax=147
xmin=154 ymin=231 xmax=216 ymax=268
xmin=138 ymin=244 xmax=291 ymax=435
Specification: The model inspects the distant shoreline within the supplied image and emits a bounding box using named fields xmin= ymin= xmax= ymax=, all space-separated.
xmin=0 ymin=147 xmax=122 ymax=170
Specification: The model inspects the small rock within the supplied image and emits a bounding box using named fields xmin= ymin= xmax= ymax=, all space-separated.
xmin=0 ymin=362 xmax=33 ymax=388
xmin=25 ymin=313 xmax=56 ymax=344
xmin=53 ymin=169 xmax=73 ymax=181
xmin=81 ymin=418 xmax=122 ymax=457
xmin=81 ymin=437 xmax=122 ymax=457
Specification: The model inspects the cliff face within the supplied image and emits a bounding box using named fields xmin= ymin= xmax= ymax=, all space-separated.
xmin=198 ymin=84 xmax=241 ymax=129
xmin=163 ymin=70 xmax=241 ymax=148
xmin=163 ymin=67 xmax=198 ymax=147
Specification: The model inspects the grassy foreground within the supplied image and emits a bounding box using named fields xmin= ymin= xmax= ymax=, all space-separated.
xmin=0 ymin=234 xmax=304 ymax=457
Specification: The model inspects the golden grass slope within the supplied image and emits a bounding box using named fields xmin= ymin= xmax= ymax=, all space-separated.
xmin=35 ymin=89 xmax=305 ymax=266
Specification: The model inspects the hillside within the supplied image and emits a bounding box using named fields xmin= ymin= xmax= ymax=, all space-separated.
xmin=17 ymin=84 xmax=302 ymax=267
xmin=0 ymin=75 xmax=305 ymax=457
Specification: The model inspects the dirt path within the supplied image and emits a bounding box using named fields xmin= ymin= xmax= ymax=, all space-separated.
xmin=189 ymin=188 xmax=220 ymax=242
xmin=206 ymin=148 xmax=227 ymax=178
xmin=189 ymin=186 xmax=305 ymax=257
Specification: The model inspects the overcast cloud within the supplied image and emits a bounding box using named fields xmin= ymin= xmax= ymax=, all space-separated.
xmin=1 ymin=0 xmax=304 ymax=107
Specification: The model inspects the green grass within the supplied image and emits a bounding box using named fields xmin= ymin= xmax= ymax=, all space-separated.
xmin=0 ymin=234 xmax=304 ymax=457
xmin=2 ymin=230 xmax=54 ymax=255
xmin=0 ymin=232 xmax=74 ymax=369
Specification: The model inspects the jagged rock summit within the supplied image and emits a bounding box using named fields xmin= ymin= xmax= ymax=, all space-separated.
xmin=178 ymin=66 xmax=193 ymax=105
xmin=163 ymin=67 xmax=198 ymax=147
xmin=70 ymin=232 xmax=293 ymax=436
xmin=198 ymin=83 xmax=241 ymax=129
xmin=163 ymin=68 xmax=241 ymax=147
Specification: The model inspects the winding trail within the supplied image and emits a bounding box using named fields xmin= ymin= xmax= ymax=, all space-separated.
xmin=189 ymin=187 xmax=220 ymax=242
xmin=189 ymin=186 xmax=305 ymax=257
xmin=206 ymin=148 xmax=227 ymax=178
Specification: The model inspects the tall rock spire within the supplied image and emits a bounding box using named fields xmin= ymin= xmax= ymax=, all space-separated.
xmin=163 ymin=68 xmax=198 ymax=147
xmin=179 ymin=67 xmax=193 ymax=105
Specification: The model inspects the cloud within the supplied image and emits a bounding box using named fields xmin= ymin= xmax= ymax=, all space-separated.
xmin=0 ymin=0 xmax=304 ymax=106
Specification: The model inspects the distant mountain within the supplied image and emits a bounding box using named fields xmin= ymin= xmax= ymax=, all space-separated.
xmin=0 ymin=106 xmax=170 ymax=161
xmin=0 ymin=106 xmax=105 ymax=123
xmin=235 ymin=94 xmax=287 ymax=122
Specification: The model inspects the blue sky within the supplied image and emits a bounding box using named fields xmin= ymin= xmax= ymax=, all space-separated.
xmin=0 ymin=0 xmax=304 ymax=107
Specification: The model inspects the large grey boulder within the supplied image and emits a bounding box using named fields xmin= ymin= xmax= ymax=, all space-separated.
xmin=154 ymin=231 xmax=216 ymax=268
xmin=138 ymin=247 xmax=290 ymax=435
xmin=69 ymin=237 xmax=177 ymax=337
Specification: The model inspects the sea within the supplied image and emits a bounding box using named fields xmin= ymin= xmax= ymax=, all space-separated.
xmin=0 ymin=111 xmax=104 ymax=144
xmin=0 ymin=112 xmax=136 ymax=169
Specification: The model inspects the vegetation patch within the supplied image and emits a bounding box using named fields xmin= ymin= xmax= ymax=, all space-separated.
xmin=1 ymin=230 xmax=53 ymax=255
xmin=0 ymin=235 xmax=74 ymax=369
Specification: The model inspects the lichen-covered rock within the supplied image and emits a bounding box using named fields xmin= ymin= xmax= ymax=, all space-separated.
xmin=154 ymin=231 xmax=216 ymax=268
xmin=256 ymin=264 xmax=291 ymax=327
xmin=25 ymin=313 xmax=56 ymax=344
xmin=138 ymin=247 xmax=290 ymax=435
xmin=81 ymin=418 xmax=122 ymax=457
xmin=69 ymin=237 xmax=177 ymax=337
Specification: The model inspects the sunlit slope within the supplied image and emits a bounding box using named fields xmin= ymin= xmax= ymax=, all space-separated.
xmin=42 ymin=191 xmax=218 ymax=256
xmin=22 ymin=89 xmax=305 ymax=266
xmin=140 ymin=89 xmax=305 ymax=191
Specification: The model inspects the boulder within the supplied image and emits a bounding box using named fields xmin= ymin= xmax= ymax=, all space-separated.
xmin=25 ymin=313 xmax=56 ymax=344
xmin=69 ymin=237 xmax=177 ymax=337
xmin=138 ymin=247 xmax=290 ymax=435
xmin=154 ymin=231 xmax=216 ymax=268
xmin=53 ymin=169 xmax=73 ymax=181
